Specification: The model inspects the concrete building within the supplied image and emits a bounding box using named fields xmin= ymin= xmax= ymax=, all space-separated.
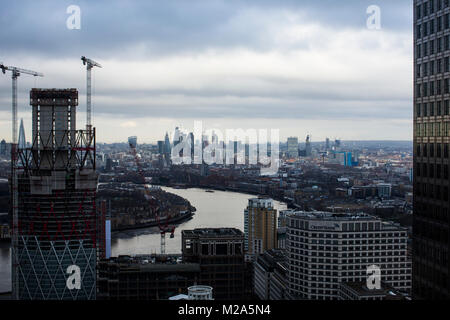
xmin=244 ymin=198 xmax=277 ymax=255
xmin=377 ymin=183 xmax=392 ymax=199
xmin=413 ymin=0 xmax=450 ymax=299
xmin=287 ymin=137 xmax=299 ymax=158
xmin=12 ymin=89 xmax=99 ymax=300
xmin=286 ymin=211 xmax=411 ymax=300
xmin=181 ymin=228 xmax=247 ymax=300
xmin=97 ymin=255 xmax=200 ymax=300
xmin=253 ymin=249 xmax=289 ymax=300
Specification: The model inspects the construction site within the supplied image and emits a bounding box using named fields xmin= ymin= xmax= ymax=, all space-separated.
xmin=1 ymin=58 xmax=105 ymax=300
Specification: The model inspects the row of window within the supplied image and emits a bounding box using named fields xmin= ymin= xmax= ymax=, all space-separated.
xmin=417 ymin=57 xmax=450 ymax=77
xmin=416 ymin=162 xmax=450 ymax=179
xmin=413 ymin=215 xmax=450 ymax=244
xmin=415 ymin=79 xmax=450 ymax=97
xmin=416 ymin=142 xmax=450 ymax=157
xmin=414 ymin=121 xmax=450 ymax=136
xmin=415 ymin=182 xmax=450 ymax=200
xmin=416 ymin=37 xmax=450 ymax=58
xmin=416 ymin=101 xmax=450 ymax=117
xmin=417 ymin=0 xmax=450 ymax=20
xmin=416 ymin=14 xmax=450 ymax=39
xmin=413 ymin=202 xmax=449 ymax=223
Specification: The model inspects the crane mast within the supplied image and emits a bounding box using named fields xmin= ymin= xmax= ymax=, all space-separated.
xmin=81 ymin=56 xmax=101 ymax=136
xmin=1 ymin=64 xmax=43 ymax=144
xmin=0 ymin=63 xmax=43 ymax=300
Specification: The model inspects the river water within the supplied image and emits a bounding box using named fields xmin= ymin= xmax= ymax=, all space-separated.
xmin=0 ymin=187 xmax=287 ymax=292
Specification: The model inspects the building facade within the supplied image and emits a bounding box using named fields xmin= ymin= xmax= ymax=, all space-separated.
xmin=97 ymin=255 xmax=200 ymax=300
xmin=253 ymin=249 xmax=289 ymax=300
xmin=181 ymin=228 xmax=247 ymax=300
xmin=244 ymin=198 xmax=277 ymax=255
xmin=286 ymin=211 xmax=411 ymax=300
xmin=414 ymin=0 xmax=450 ymax=299
xmin=287 ymin=137 xmax=299 ymax=159
xmin=12 ymin=89 xmax=99 ymax=300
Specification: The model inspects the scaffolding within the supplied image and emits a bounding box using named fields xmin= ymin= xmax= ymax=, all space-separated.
xmin=12 ymin=89 xmax=100 ymax=300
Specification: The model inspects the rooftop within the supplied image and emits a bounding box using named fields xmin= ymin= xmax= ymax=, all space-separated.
xmin=182 ymin=228 xmax=244 ymax=237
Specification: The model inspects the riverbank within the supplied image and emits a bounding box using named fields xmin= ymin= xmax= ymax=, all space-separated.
xmin=156 ymin=182 xmax=293 ymax=206
xmin=112 ymin=210 xmax=195 ymax=233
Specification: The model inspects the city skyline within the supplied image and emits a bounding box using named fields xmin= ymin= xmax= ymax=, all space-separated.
xmin=0 ymin=0 xmax=413 ymax=143
xmin=0 ymin=0 xmax=431 ymax=304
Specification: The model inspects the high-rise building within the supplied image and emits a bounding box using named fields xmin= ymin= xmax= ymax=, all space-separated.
xmin=0 ymin=139 xmax=6 ymax=156
xmin=164 ymin=132 xmax=171 ymax=155
xmin=413 ymin=0 xmax=450 ymax=299
xmin=18 ymin=119 xmax=26 ymax=149
xmin=286 ymin=137 xmax=299 ymax=158
xmin=128 ymin=136 xmax=137 ymax=149
xmin=305 ymin=135 xmax=312 ymax=157
xmin=182 ymin=228 xmax=247 ymax=300
xmin=157 ymin=140 xmax=164 ymax=154
xmin=244 ymin=198 xmax=277 ymax=255
xmin=286 ymin=211 xmax=411 ymax=300
xmin=12 ymin=89 xmax=99 ymax=300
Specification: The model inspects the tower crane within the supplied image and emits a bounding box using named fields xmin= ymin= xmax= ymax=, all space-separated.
xmin=81 ymin=56 xmax=101 ymax=136
xmin=0 ymin=63 xmax=43 ymax=300
xmin=0 ymin=64 xmax=43 ymax=144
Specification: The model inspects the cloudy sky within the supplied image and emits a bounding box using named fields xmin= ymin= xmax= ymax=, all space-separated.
xmin=0 ymin=0 xmax=413 ymax=143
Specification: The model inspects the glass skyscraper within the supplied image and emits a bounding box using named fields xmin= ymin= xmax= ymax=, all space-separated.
xmin=414 ymin=0 xmax=450 ymax=299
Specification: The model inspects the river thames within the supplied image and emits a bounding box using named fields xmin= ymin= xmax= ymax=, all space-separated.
xmin=0 ymin=187 xmax=286 ymax=292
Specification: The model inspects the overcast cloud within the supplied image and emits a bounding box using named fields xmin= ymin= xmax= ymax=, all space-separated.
xmin=0 ymin=0 xmax=413 ymax=143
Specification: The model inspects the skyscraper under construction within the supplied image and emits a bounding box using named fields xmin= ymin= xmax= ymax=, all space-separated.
xmin=12 ymin=88 xmax=99 ymax=300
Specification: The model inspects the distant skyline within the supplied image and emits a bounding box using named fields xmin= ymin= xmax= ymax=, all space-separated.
xmin=0 ymin=0 xmax=413 ymax=143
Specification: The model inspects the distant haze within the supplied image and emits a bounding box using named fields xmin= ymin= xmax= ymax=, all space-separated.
xmin=0 ymin=0 xmax=413 ymax=143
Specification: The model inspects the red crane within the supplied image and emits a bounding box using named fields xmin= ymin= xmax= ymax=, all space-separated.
xmin=128 ymin=142 xmax=174 ymax=254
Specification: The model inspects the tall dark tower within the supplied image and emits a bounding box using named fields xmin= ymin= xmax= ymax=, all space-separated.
xmin=413 ymin=0 xmax=450 ymax=299
xmin=12 ymin=89 xmax=99 ymax=300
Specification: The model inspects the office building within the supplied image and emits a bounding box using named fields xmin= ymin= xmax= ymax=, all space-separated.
xmin=97 ymin=255 xmax=200 ymax=300
xmin=377 ymin=183 xmax=392 ymax=199
xmin=286 ymin=211 xmax=411 ymax=300
xmin=157 ymin=140 xmax=164 ymax=154
xmin=164 ymin=132 xmax=171 ymax=155
xmin=253 ymin=249 xmax=289 ymax=300
xmin=287 ymin=137 xmax=299 ymax=158
xmin=12 ymin=89 xmax=99 ymax=300
xmin=305 ymin=135 xmax=312 ymax=157
xmin=244 ymin=198 xmax=277 ymax=255
xmin=182 ymin=228 xmax=247 ymax=300
xmin=413 ymin=0 xmax=450 ymax=299
xmin=18 ymin=119 xmax=26 ymax=149
xmin=128 ymin=136 xmax=137 ymax=149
